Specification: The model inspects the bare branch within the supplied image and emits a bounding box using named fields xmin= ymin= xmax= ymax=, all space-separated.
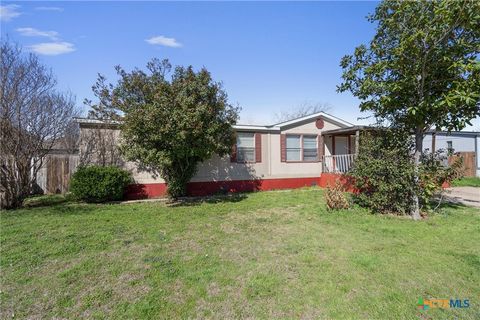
xmin=0 ymin=40 xmax=80 ymax=208
xmin=273 ymin=101 xmax=331 ymax=123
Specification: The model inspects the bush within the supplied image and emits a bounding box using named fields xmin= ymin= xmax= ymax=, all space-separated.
xmin=418 ymin=151 xmax=464 ymax=211
xmin=348 ymin=130 xmax=416 ymax=215
xmin=70 ymin=166 xmax=132 ymax=203
xmin=348 ymin=129 xmax=465 ymax=215
xmin=325 ymin=181 xmax=350 ymax=210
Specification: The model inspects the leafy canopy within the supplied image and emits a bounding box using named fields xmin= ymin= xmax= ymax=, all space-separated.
xmin=338 ymin=0 xmax=480 ymax=132
xmin=88 ymin=59 xmax=240 ymax=198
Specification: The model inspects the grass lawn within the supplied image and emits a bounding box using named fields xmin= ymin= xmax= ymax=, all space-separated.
xmin=1 ymin=188 xmax=479 ymax=319
xmin=452 ymin=176 xmax=480 ymax=187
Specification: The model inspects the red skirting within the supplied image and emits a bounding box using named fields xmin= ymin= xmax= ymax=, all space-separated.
xmin=318 ymin=173 xmax=356 ymax=192
xmin=125 ymin=174 xmax=452 ymax=199
xmin=124 ymin=174 xmax=361 ymax=200
xmin=125 ymin=183 xmax=168 ymax=200
xmin=125 ymin=177 xmax=324 ymax=199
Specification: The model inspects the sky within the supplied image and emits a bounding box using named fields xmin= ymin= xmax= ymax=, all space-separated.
xmin=1 ymin=1 xmax=478 ymax=129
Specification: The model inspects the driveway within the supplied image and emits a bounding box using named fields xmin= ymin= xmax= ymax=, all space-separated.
xmin=444 ymin=187 xmax=480 ymax=208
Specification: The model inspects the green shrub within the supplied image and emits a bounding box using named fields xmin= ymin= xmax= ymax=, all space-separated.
xmin=348 ymin=129 xmax=464 ymax=215
xmin=70 ymin=166 xmax=132 ymax=203
xmin=419 ymin=151 xmax=464 ymax=210
xmin=348 ymin=130 xmax=416 ymax=215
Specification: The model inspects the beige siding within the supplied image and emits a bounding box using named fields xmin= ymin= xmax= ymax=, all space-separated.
xmin=282 ymin=118 xmax=340 ymax=134
xmin=78 ymin=116 xmax=346 ymax=184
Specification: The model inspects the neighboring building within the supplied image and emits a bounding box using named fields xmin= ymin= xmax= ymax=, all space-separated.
xmin=75 ymin=112 xmax=357 ymax=199
xmin=424 ymin=131 xmax=480 ymax=177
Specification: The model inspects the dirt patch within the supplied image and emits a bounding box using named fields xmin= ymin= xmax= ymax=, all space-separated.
xmin=207 ymin=282 xmax=221 ymax=297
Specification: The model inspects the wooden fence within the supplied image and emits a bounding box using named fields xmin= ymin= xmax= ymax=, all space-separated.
xmin=448 ymin=152 xmax=476 ymax=177
xmin=36 ymin=154 xmax=79 ymax=194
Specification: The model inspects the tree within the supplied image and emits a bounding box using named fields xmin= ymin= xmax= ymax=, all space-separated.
xmin=78 ymin=124 xmax=123 ymax=167
xmin=0 ymin=41 xmax=78 ymax=209
xmin=338 ymin=0 xmax=480 ymax=219
xmin=61 ymin=119 xmax=80 ymax=154
xmin=274 ymin=101 xmax=331 ymax=123
xmin=81 ymin=75 xmax=125 ymax=167
xmin=88 ymin=59 xmax=240 ymax=198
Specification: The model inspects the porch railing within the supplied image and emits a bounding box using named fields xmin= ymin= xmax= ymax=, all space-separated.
xmin=322 ymin=154 xmax=356 ymax=174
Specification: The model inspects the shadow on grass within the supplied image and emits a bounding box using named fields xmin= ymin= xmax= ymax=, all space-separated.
xmin=12 ymin=194 xmax=101 ymax=217
xmin=23 ymin=194 xmax=73 ymax=208
xmin=168 ymin=193 xmax=249 ymax=207
xmin=435 ymin=201 xmax=467 ymax=210
xmin=430 ymin=195 xmax=468 ymax=211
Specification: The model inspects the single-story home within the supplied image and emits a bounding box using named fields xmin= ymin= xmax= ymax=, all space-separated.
xmin=75 ymin=113 xmax=480 ymax=198
xmin=75 ymin=112 xmax=362 ymax=199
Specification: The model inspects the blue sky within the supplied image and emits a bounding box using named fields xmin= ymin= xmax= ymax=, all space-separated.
xmin=1 ymin=1 xmax=478 ymax=129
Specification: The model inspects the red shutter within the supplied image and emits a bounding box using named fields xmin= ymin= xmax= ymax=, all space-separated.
xmin=255 ymin=133 xmax=262 ymax=163
xmin=318 ymin=134 xmax=324 ymax=161
xmin=280 ymin=134 xmax=286 ymax=162
xmin=230 ymin=139 xmax=237 ymax=162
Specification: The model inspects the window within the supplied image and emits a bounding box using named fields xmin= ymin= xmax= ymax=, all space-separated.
xmin=303 ymin=135 xmax=318 ymax=161
xmin=237 ymin=132 xmax=255 ymax=162
xmin=286 ymin=135 xmax=301 ymax=161
xmin=285 ymin=134 xmax=318 ymax=162
xmin=447 ymin=141 xmax=454 ymax=155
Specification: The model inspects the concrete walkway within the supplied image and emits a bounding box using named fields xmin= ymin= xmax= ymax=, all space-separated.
xmin=444 ymin=187 xmax=480 ymax=208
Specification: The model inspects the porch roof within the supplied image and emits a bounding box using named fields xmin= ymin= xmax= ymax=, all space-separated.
xmin=321 ymin=125 xmax=372 ymax=136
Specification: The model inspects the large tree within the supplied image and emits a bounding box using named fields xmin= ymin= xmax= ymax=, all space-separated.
xmin=88 ymin=59 xmax=240 ymax=198
xmin=338 ymin=0 xmax=480 ymax=219
xmin=0 ymin=41 xmax=78 ymax=209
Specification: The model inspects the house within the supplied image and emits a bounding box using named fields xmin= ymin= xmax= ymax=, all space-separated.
xmin=424 ymin=131 xmax=480 ymax=177
xmin=75 ymin=112 xmax=359 ymax=199
xmin=75 ymin=113 xmax=480 ymax=199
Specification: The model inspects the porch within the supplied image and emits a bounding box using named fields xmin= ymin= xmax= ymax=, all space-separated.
xmin=321 ymin=126 xmax=367 ymax=174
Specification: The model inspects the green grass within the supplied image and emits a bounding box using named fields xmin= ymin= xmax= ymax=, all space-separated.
xmin=452 ymin=176 xmax=480 ymax=187
xmin=1 ymin=188 xmax=479 ymax=319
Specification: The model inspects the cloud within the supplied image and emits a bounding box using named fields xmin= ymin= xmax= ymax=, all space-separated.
xmin=35 ymin=6 xmax=64 ymax=12
xmin=0 ymin=4 xmax=21 ymax=21
xmin=16 ymin=27 xmax=60 ymax=41
xmin=145 ymin=35 xmax=182 ymax=48
xmin=19 ymin=27 xmax=76 ymax=56
xmin=28 ymin=42 xmax=76 ymax=56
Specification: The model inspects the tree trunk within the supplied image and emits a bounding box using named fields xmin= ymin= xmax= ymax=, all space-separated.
xmin=411 ymin=130 xmax=423 ymax=220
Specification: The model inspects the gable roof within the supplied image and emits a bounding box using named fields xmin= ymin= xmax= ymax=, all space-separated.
xmin=271 ymin=111 xmax=353 ymax=129
xmin=75 ymin=111 xmax=353 ymax=132
xmin=233 ymin=124 xmax=280 ymax=132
